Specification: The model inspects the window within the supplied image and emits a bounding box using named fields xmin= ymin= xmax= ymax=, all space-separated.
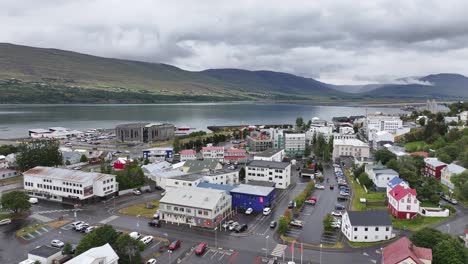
xmin=354 ymin=236 xmax=357 ymax=240
xmin=364 ymin=227 xmax=368 ymax=231
xmin=375 ymin=227 xmax=379 ymax=231
xmin=364 ymin=236 xmax=368 ymax=240
xmin=386 ymin=227 xmax=389 ymax=231
xmin=354 ymin=227 xmax=357 ymax=231
xmin=406 ymin=205 xmax=411 ymax=210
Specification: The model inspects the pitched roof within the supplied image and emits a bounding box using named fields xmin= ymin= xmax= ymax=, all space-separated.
xmin=160 ymin=187 xmax=227 ymax=210
xmin=346 ymin=210 xmax=392 ymax=226
xmin=29 ymin=245 xmax=61 ymax=258
xmin=247 ymin=160 xmax=290 ymax=169
xmin=383 ymin=236 xmax=432 ymax=264
xmin=225 ymin=148 xmax=246 ymax=154
xmin=387 ymin=177 xmax=406 ymax=189
xmin=444 ymin=163 xmax=466 ymax=174
xmin=202 ymin=146 xmax=224 ymax=151
xmin=64 ymin=243 xmax=119 ymax=264
xmin=180 ymin=149 xmax=196 ymax=155
xmin=184 ymin=159 xmax=221 ymax=173
xmin=23 ymin=166 xmax=114 ymax=183
xmin=389 ymin=185 xmax=417 ymax=201
xmin=424 ymin=158 xmax=447 ymax=167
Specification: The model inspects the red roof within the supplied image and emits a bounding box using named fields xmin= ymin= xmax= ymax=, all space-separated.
xmin=410 ymin=152 xmax=428 ymax=158
xmin=465 ymin=229 xmax=468 ymax=234
xmin=389 ymin=185 xmax=417 ymax=201
xmin=224 ymin=156 xmax=246 ymax=160
xmin=383 ymin=237 xmax=432 ymax=264
xmin=202 ymin=146 xmax=224 ymax=151
xmin=226 ymin=148 xmax=246 ymax=154
xmin=180 ymin=149 xmax=196 ymax=155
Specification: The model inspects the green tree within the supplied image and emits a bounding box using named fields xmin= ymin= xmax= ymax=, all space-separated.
xmin=115 ymin=162 xmax=145 ymax=190
xmin=239 ymin=167 xmax=246 ymax=183
xmin=34 ymin=261 xmax=41 ymax=264
xmin=80 ymin=154 xmax=88 ymax=163
xmin=418 ymin=117 xmax=426 ymax=126
xmin=451 ymin=171 xmax=468 ymax=200
xmin=16 ymin=139 xmax=63 ymax=171
xmin=114 ymin=234 xmax=144 ymax=264
xmin=296 ymin=117 xmax=304 ymax=130
xmin=399 ymin=168 xmax=419 ymax=187
xmin=385 ymin=159 xmax=399 ymax=172
xmin=352 ymin=164 xmax=365 ymax=179
xmin=63 ymin=242 xmax=73 ymax=255
xmin=323 ymin=214 xmax=334 ymax=232
xmin=143 ymin=158 xmax=149 ymax=165
xmin=437 ymin=152 xmax=452 ymax=164
xmin=0 ymin=191 xmax=31 ymax=214
xmin=358 ymin=172 xmax=373 ymax=189
xmin=304 ymin=145 xmax=311 ymax=157
xmin=0 ymin=144 xmax=18 ymax=156
xmin=65 ymin=160 xmax=71 ymax=166
xmin=432 ymin=239 xmax=466 ymax=264
xmin=173 ymin=137 xmax=181 ymax=153
xmin=75 ymin=225 xmax=118 ymax=255
xmin=417 ymin=178 xmax=443 ymax=203
xmin=411 ymin=227 xmax=451 ymax=250
xmin=374 ymin=149 xmax=397 ymax=165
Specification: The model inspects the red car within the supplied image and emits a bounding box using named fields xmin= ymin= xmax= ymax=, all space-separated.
xmin=168 ymin=240 xmax=181 ymax=250
xmin=195 ymin=242 xmax=207 ymax=255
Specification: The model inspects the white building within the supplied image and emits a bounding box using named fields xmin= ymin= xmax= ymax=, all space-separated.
xmin=0 ymin=169 xmax=19 ymax=180
xmin=333 ymin=132 xmax=357 ymax=141
xmin=364 ymin=115 xmax=403 ymax=139
xmin=246 ymin=160 xmax=291 ymax=189
xmin=458 ymin=111 xmax=468 ymax=122
xmin=441 ymin=163 xmax=466 ymax=190
xmin=339 ymin=126 xmax=354 ymax=135
xmin=202 ymin=169 xmax=239 ymax=185
xmin=201 ymin=146 xmax=225 ymax=160
xmin=0 ymin=155 xmax=8 ymax=169
xmin=165 ymin=174 xmax=203 ymax=188
xmin=159 ymin=187 xmax=232 ymax=229
xmin=371 ymin=131 xmax=394 ymax=150
xmin=65 ymin=243 xmax=119 ymax=264
xmin=387 ymin=185 xmax=420 ymax=219
xmin=265 ymin=128 xmax=285 ymax=149
xmin=341 ymin=210 xmax=394 ymax=242
xmin=180 ymin=149 xmax=197 ymax=161
xmin=23 ymin=166 xmax=118 ymax=204
xmin=142 ymin=162 xmax=187 ymax=189
xmin=332 ymin=138 xmax=370 ymax=161
xmin=27 ymin=246 xmax=63 ymax=264
xmin=444 ymin=116 xmax=459 ymax=124
xmin=306 ymin=124 xmax=333 ymax=142
xmin=143 ymin=147 xmax=174 ymax=162
xmin=365 ymin=163 xmax=400 ymax=191
xmin=254 ymin=149 xmax=285 ymax=162
xmin=284 ymin=132 xmax=306 ymax=156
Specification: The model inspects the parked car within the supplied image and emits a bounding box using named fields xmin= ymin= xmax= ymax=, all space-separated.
xmin=270 ymin=221 xmax=277 ymax=228
xmin=235 ymin=224 xmax=248 ymax=233
xmin=74 ymin=223 xmax=87 ymax=232
xmin=28 ymin=198 xmax=38 ymax=204
xmin=329 ymin=185 xmax=335 ymax=190
xmin=148 ymin=220 xmax=161 ymax=227
xmin=168 ymin=240 xmax=181 ymax=250
xmin=315 ymin=184 xmax=325 ymax=190
xmin=147 ymin=259 xmax=157 ymax=264
xmin=195 ymin=242 xmax=208 ymax=255
xmin=140 ymin=236 xmax=153 ymax=246
xmin=161 ymin=191 xmax=167 ymax=197
xmin=222 ymin=220 xmax=234 ymax=229
xmin=448 ymin=198 xmax=458 ymax=205
xmin=51 ymin=240 xmax=65 ymax=248
xmin=132 ymin=189 xmax=141 ymax=195
xmin=339 ymin=191 xmax=350 ymax=196
xmin=71 ymin=221 xmax=84 ymax=230
xmin=331 ymin=222 xmax=341 ymax=229
xmin=129 ymin=232 xmax=142 ymax=240
xmin=331 ymin=210 xmax=343 ymax=217
xmin=79 ymin=224 xmax=90 ymax=232
xmin=335 ymin=204 xmax=346 ymax=210
xmin=228 ymin=222 xmax=239 ymax=231
xmin=305 ymin=197 xmax=317 ymax=205
xmin=263 ymin=207 xmax=271 ymax=216
xmin=0 ymin=219 xmax=12 ymax=226
xmin=245 ymin=208 xmax=253 ymax=215
xmin=84 ymin=226 xmax=96 ymax=234
xmin=290 ymin=220 xmax=304 ymax=228
xmin=337 ymin=195 xmax=348 ymax=201
xmin=288 ymin=201 xmax=294 ymax=209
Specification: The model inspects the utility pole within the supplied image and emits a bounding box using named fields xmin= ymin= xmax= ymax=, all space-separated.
xmin=265 ymin=235 xmax=269 ymax=258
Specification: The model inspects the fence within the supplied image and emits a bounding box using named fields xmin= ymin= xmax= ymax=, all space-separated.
xmin=419 ymin=207 xmax=450 ymax=217
xmin=118 ymin=185 xmax=151 ymax=196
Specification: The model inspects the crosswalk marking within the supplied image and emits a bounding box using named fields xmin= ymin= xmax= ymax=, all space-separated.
xmin=99 ymin=215 xmax=119 ymax=224
xmin=370 ymin=259 xmax=377 ymax=263
xmin=36 ymin=209 xmax=83 ymax=214
xmin=271 ymin=244 xmax=287 ymax=257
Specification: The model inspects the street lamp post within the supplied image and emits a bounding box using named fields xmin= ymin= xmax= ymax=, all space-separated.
xmin=265 ymin=235 xmax=269 ymax=258
xmin=214 ymin=227 xmax=218 ymax=249
xmin=168 ymin=250 xmax=172 ymax=264
xmin=320 ymin=244 xmax=322 ymax=264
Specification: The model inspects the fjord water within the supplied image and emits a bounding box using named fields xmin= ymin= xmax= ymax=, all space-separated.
xmin=0 ymin=103 xmax=401 ymax=139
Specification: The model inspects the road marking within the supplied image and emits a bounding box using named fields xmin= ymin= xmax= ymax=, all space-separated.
xmin=363 ymin=252 xmax=369 ymax=256
xmin=370 ymin=259 xmax=377 ymax=263
xmin=151 ymin=241 xmax=161 ymax=249
xmin=61 ymin=224 xmax=73 ymax=230
xmin=218 ymin=253 xmax=225 ymax=261
xmin=271 ymin=244 xmax=287 ymax=257
xmin=203 ymin=249 xmax=213 ymax=257
xmin=99 ymin=215 xmax=119 ymax=224
xmin=210 ymin=251 xmax=218 ymax=259
xmin=375 ymin=249 xmax=381 ymax=254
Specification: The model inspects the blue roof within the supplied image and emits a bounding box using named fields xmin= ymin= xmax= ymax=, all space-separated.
xmin=197 ymin=182 xmax=236 ymax=192
xmin=387 ymin=176 xmax=404 ymax=188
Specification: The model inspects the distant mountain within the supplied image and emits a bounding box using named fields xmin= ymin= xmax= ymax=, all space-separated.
xmin=329 ymin=84 xmax=383 ymax=93
xmin=0 ymin=43 xmax=346 ymax=103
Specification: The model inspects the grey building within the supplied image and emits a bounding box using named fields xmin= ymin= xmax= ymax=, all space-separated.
xmin=115 ymin=123 xmax=175 ymax=143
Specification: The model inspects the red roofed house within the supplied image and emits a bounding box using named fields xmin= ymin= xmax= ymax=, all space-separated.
xmin=410 ymin=152 xmax=428 ymax=158
xmin=388 ymin=185 xmax=420 ymax=219
xmin=201 ymin=146 xmax=224 ymax=160
xmin=382 ymin=236 xmax=432 ymax=264
xmin=224 ymin=148 xmax=247 ymax=164
xmin=423 ymin=158 xmax=447 ymax=180
xmin=113 ymin=157 xmax=132 ymax=170
xmin=180 ymin=149 xmax=197 ymax=161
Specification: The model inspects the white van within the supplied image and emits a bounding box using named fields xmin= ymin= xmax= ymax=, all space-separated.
xmin=0 ymin=219 xmax=12 ymax=225
xmin=28 ymin=198 xmax=38 ymax=204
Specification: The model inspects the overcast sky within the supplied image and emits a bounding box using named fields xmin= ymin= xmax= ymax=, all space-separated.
xmin=1 ymin=0 xmax=468 ymax=84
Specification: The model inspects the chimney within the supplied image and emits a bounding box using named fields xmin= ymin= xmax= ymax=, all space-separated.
xmin=409 ymin=243 xmax=414 ymax=251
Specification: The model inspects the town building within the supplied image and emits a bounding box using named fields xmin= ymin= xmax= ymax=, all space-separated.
xmin=371 ymin=131 xmax=394 ymax=150
xmin=29 ymin=127 xmax=83 ymax=139
xmin=0 ymin=155 xmax=9 ymax=169
xmin=423 ymin=158 xmax=447 ymax=180
xmin=113 ymin=157 xmax=132 ymax=170
xmin=444 ymin=116 xmax=459 ymax=124
xmin=387 ymin=177 xmax=409 ymax=194
xmin=26 ymin=245 xmax=64 ymax=264
xmin=254 ymin=149 xmax=285 ymax=162
xmin=283 ymin=132 xmax=306 ymax=156
xmin=333 ymin=132 xmax=357 ymax=141
xmin=201 ymin=169 xmax=239 ymax=185
xmin=65 ymin=243 xmax=119 ymax=264
xmin=115 ymin=123 xmax=174 ymax=143
xmin=246 ymin=132 xmax=273 ymax=152
xmin=159 ymin=187 xmax=232 ymax=229
xmin=458 ymin=111 xmax=468 ymax=122
xmin=224 ymin=148 xmax=247 ymax=164
xmin=180 ymin=149 xmax=197 ymax=161
xmin=365 ymin=163 xmax=400 ymax=192
xmin=61 ymin=150 xmax=82 ymax=165
xmin=23 ymin=166 xmax=118 ymax=204
xmin=165 ymin=174 xmax=203 ymax=188
xmin=341 ymin=210 xmax=394 ymax=242
xmin=306 ymin=124 xmax=334 ymax=142
xmin=441 ymin=163 xmax=466 ymax=190
xmin=201 ymin=146 xmax=225 ymax=160
xmin=332 ymin=138 xmax=370 ymax=161
xmin=384 ymin=144 xmax=409 ymax=158
xmin=388 ymin=185 xmax=420 ymax=219
xmin=142 ymin=162 xmax=187 ymax=189
xmin=181 ymin=159 xmax=223 ymax=173
xmin=364 ymin=114 xmax=403 ymax=139
xmin=382 ymin=236 xmax=432 ymax=264
xmin=245 ymin=160 xmax=291 ymax=189
xmin=143 ymin=147 xmax=174 ymax=162
xmin=0 ymin=169 xmax=19 ymax=180
xmin=267 ymin=128 xmax=285 ymax=149
xmin=339 ymin=126 xmax=355 ymax=135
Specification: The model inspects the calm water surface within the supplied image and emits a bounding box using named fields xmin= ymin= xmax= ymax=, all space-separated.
xmin=0 ymin=103 xmax=402 ymax=139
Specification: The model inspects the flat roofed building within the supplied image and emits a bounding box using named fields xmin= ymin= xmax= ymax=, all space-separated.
xmin=28 ymin=246 xmax=63 ymax=264
xmin=246 ymin=160 xmax=291 ymax=189
xmin=23 ymin=166 xmax=118 ymax=204
xmin=165 ymin=174 xmax=203 ymax=188
xmin=254 ymin=149 xmax=285 ymax=162
xmin=159 ymin=187 xmax=232 ymax=229
xmin=283 ymin=132 xmax=306 ymax=157
xmin=115 ymin=123 xmax=174 ymax=143
xmin=246 ymin=133 xmax=273 ymax=152
xmin=201 ymin=146 xmax=225 ymax=160
xmin=332 ymin=138 xmax=370 ymax=161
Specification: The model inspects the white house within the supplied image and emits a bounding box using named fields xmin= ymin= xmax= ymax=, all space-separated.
xmin=364 ymin=115 xmax=403 ymax=139
xmin=142 ymin=162 xmax=187 ymax=189
xmin=201 ymin=146 xmax=225 ymax=160
xmin=23 ymin=166 xmax=118 ymax=204
xmin=180 ymin=149 xmax=197 ymax=161
xmin=0 ymin=169 xmax=19 ymax=180
xmin=444 ymin=116 xmax=459 ymax=124
xmin=371 ymin=131 xmax=394 ymax=150
xmin=143 ymin=147 xmax=174 ymax=162
xmin=159 ymin=187 xmax=232 ymax=229
xmin=339 ymin=126 xmax=354 ymax=135
xmin=202 ymin=169 xmax=239 ymax=185
xmin=458 ymin=111 xmax=468 ymax=122
xmin=441 ymin=163 xmax=466 ymax=190
xmin=332 ymin=138 xmax=370 ymax=161
xmin=65 ymin=243 xmax=119 ymax=264
xmin=245 ymin=160 xmax=291 ymax=189
xmin=387 ymin=185 xmax=420 ymax=219
xmin=254 ymin=149 xmax=285 ymax=162
xmin=341 ymin=210 xmax=394 ymax=242
xmin=306 ymin=124 xmax=333 ymax=142
xmin=284 ymin=132 xmax=306 ymax=156
xmin=365 ymin=163 xmax=399 ymax=191
xmin=27 ymin=246 xmax=63 ymax=264
xmin=165 ymin=174 xmax=203 ymax=188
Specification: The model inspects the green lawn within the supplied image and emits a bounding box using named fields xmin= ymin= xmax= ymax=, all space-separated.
xmin=118 ymin=200 xmax=159 ymax=219
xmin=391 ymin=215 xmax=449 ymax=232
xmin=345 ymin=170 xmax=386 ymax=211
xmin=404 ymin=141 xmax=428 ymax=152
xmin=16 ymin=223 xmax=47 ymax=237
xmin=0 ymin=214 xmax=12 ymax=220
